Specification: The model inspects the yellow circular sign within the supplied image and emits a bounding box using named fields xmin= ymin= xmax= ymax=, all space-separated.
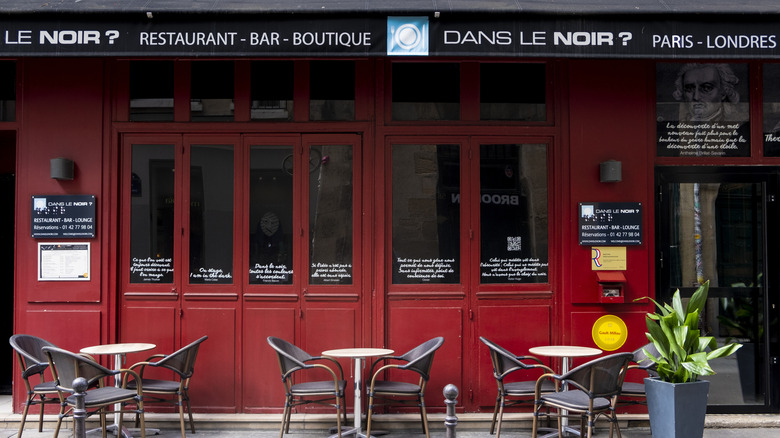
xmin=591 ymin=315 xmax=628 ymax=351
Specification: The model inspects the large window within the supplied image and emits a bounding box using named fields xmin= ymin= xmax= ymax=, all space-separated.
xmin=479 ymin=144 xmax=548 ymax=283
xmin=390 ymin=140 xmax=549 ymax=285
xmin=391 ymin=143 xmax=460 ymax=284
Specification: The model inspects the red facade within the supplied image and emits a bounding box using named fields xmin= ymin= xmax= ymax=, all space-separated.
xmin=8 ymin=55 xmax=780 ymax=414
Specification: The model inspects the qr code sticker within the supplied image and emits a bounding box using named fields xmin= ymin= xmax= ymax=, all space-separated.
xmin=507 ymin=236 xmax=521 ymax=251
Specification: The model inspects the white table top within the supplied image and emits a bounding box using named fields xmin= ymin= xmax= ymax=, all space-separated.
xmin=322 ymin=348 xmax=394 ymax=358
xmin=81 ymin=343 xmax=156 ymax=356
xmin=528 ymin=345 xmax=602 ymax=358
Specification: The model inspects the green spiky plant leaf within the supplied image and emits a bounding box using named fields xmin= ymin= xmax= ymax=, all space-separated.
xmin=637 ymin=281 xmax=742 ymax=384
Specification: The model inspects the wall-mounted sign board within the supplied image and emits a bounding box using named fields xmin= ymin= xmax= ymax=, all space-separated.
xmin=579 ymin=202 xmax=642 ymax=246
xmin=31 ymin=195 xmax=96 ymax=238
xmin=38 ymin=242 xmax=90 ymax=281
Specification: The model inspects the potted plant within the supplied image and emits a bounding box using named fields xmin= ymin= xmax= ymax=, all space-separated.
xmin=639 ymin=280 xmax=742 ymax=438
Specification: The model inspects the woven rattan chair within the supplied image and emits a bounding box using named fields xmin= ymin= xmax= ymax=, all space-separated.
xmin=9 ymin=334 xmax=60 ymax=437
xmin=480 ymin=337 xmax=558 ymax=438
xmin=127 ymin=335 xmax=208 ymax=438
xmin=618 ymin=343 xmax=659 ymax=405
xmin=43 ymin=345 xmax=146 ymax=438
xmin=267 ymin=336 xmax=347 ymax=438
xmin=532 ymin=352 xmax=633 ymax=438
xmin=365 ymin=337 xmax=444 ymax=438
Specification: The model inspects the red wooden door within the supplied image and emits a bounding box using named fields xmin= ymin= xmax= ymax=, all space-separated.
xmin=384 ymin=136 xmax=554 ymax=412
xmin=119 ymin=133 xmax=364 ymax=413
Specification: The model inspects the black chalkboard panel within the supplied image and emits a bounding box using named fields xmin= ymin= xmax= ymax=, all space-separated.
xmin=579 ymin=202 xmax=642 ymax=245
xmin=31 ymin=195 xmax=96 ymax=238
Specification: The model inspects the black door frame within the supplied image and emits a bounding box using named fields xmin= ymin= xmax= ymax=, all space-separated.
xmin=656 ymin=166 xmax=780 ymax=413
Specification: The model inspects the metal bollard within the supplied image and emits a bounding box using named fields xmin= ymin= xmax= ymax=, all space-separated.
xmin=73 ymin=377 xmax=89 ymax=438
xmin=443 ymin=384 xmax=459 ymax=438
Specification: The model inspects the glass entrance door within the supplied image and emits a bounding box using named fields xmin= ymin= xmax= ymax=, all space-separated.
xmin=656 ymin=167 xmax=780 ymax=413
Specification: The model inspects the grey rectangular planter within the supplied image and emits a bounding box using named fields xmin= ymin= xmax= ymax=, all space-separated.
xmin=645 ymin=378 xmax=710 ymax=438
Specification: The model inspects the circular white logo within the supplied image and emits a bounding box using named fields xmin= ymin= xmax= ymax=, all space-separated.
xmin=394 ymin=24 xmax=422 ymax=50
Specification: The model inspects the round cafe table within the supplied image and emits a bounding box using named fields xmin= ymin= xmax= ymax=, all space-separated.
xmin=80 ymin=342 xmax=156 ymax=437
xmin=528 ymin=345 xmax=602 ymax=437
xmin=322 ymin=348 xmax=394 ymax=438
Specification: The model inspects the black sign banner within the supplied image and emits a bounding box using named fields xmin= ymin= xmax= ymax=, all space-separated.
xmin=579 ymin=202 xmax=642 ymax=246
xmin=2 ymin=16 xmax=780 ymax=58
xmin=31 ymin=195 xmax=96 ymax=238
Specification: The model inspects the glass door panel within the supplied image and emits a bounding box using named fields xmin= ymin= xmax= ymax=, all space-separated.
xmin=188 ymin=144 xmax=234 ymax=284
xmin=129 ymin=144 xmax=176 ymax=284
xmin=308 ymin=144 xmax=354 ymax=285
xmin=248 ymin=145 xmax=295 ymax=285
xmin=657 ymin=167 xmax=780 ymax=412
xmin=391 ymin=143 xmax=461 ymax=285
xmin=479 ymin=143 xmax=548 ymax=284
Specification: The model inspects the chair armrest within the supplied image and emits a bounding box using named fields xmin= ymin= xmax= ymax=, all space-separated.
xmin=119 ymin=368 xmax=144 ymax=393
xmin=368 ymin=363 xmax=401 ymax=392
xmin=368 ymin=355 xmax=403 ymax=377
xmin=533 ymin=372 xmax=559 ymax=398
xmin=517 ymin=355 xmax=546 ymax=366
xmin=309 ymin=363 xmax=343 ymax=393
xmin=308 ymin=356 xmax=345 ymax=380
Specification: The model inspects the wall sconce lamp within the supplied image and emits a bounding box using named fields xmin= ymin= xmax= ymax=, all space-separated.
xmin=51 ymin=157 xmax=74 ymax=180
xmin=600 ymin=160 xmax=622 ymax=183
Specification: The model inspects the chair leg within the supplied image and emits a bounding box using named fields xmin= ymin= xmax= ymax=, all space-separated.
xmin=334 ymin=396 xmax=342 ymax=438
xmin=138 ymin=398 xmax=147 ymax=438
xmin=178 ymin=394 xmax=187 ymax=438
xmin=52 ymin=402 xmax=66 ymax=438
xmin=279 ymin=399 xmax=291 ymax=438
xmin=489 ymin=395 xmax=500 ymax=435
xmin=100 ymin=407 xmax=107 ymax=438
xmin=365 ymin=394 xmax=375 ymax=438
xmin=18 ymin=393 xmax=33 ymax=437
xmin=495 ymin=395 xmax=506 ymax=438
xmin=419 ymin=395 xmax=429 ymax=438
xmin=184 ymin=392 xmax=196 ymax=433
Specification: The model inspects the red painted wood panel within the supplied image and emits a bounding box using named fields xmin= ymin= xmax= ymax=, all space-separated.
xmin=566 ymin=59 xmax=653 ymax=306
xmin=387 ymin=305 xmax=462 ymax=413
xmin=243 ymin=306 xmax=296 ymax=412
xmin=475 ymin=304 xmax=551 ymax=410
xmin=183 ymin=304 xmax=237 ymax=412
xmin=119 ymin=305 xmax=177 ymax=383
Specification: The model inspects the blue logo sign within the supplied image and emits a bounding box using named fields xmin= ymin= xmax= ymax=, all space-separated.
xmin=387 ymin=17 xmax=428 ymax=56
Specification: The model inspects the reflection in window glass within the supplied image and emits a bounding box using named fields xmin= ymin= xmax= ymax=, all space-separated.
xmin=392 ymin=63 xmax=459 ymax=121
xmin=191 ymin=61 xmax=234 ymax=121
xmin=249 ymin=145 xmax=294 ymax=284
xmin=189 ymin=145 xmax=233 ymax=284
xmin=130 ymin=61 xmax=174 ymax=121
xmin=392 ymin=144 xmax=460 ymax=284
xmin=0 ymin=61 xmax=14 ymax=122
xmin=668 ymin=182 xmax=763 ymax=290
xmin=481 ymin=64 xmax=546 ymax=121
xmin=251 ymin=61 xmax=294 ymax=121
xmin=310 ymin=61 xmax=355 ymax=121
xmin=763 ymin=64 xmax=780 ymax=156
xmin=666 ymin=182 xmax=765 ymax=407
xmin=129 ymin=144 xmax=175 ymax=283
xmin=480 ymin=144 xmax=548 ymax=283
xmin=309 ymin=145 xmax=353 ymax=284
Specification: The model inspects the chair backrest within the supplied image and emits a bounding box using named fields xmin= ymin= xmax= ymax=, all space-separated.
xmin=42 ymin=346 xmax=113 ymax=392
xmin=480 ymin=337 xmax=535 ymax=379
xmin=397 ymin=337 xmax=444 ymax=381
xmin=633 ymin=342 xmax=660 ymax=376
xmin=153 ymin=335 xmax=208 ymax=378
xmin=563 ymin=352 xmax=633 ymax=399
xmin=10 ymin=334 xmax=56 ymax=377
xmin=267 ymin=336 xmax=314 ymax=377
